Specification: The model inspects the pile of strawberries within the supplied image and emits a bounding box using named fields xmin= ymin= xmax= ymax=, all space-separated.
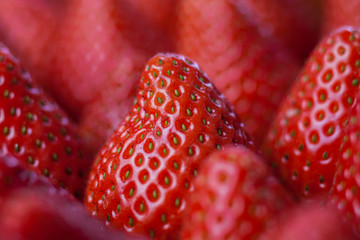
xmin=1 ymin=0 xmax=360 ymax=239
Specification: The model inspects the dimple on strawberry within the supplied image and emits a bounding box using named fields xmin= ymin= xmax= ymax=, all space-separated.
xmin=181 ymin=146 xmax=293 ymax=240
xmin=85 ymin=53 xmax=255 ymax=239
xmin=262 ymin=27 xmax=360 ymax=199
xmin=330 ymin=99 xmax=360 ymax=237
xmin=0 ymin=42 xmax=91 ymax=199
xmin=175 ymin=0 xmax=300 ymax=146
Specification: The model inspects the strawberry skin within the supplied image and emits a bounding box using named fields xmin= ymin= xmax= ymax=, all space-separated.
xmin=262 ymin=27 xmax=360 ymax=198
xmin=0 ymin=43 xmax=90 ymax=198
xmin=181 ymin=146 xmax=293 ymax=240
xmin=0 ymin=188 xmax=146 ymax=240
xmin=263 ymin=203 xmax=356 ymax=240
xmin=331 ymin=103 xmax=360 ymax=237
xmin=85 ymin=54 xmax=254 ymax=239
xmin=230 ymin=0 xmax=321 ymax=59
xmin=0 ymin=153 xmax=52 ymax=198
xmin=175 ymin=0 xmax=300 ymax=146
xmin=322 ymin=0 xmax=360 ymax=36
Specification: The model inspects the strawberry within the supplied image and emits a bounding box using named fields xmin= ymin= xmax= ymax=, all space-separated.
xmin=322 ymin=0 xmax=360 ymax=36
xmin=0 ymin=42 xmax=90 ymax=198
xmin=263 ymin=203 xmax=356 ymax=240
xmin=0 ymin=187 xmax=146 ymax=240
xmin=180 ymin=146 xmax=293 ymax=240
xmin=262 ymin=27 xmax=360 ymax=198
xmin=175 ymin=0 xmax=300 ymax=146
xmin=230 ymin=0 xmax=322 ymax=59
xmin=85 ymin=54 xmax=255 ymax=239
xmin=330 ymin=102 xmax=360 ymax=237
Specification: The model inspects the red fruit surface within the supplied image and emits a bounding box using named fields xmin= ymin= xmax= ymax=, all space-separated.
xmin=262 ymin=27 xmax=360 ymax=198
xmin=322 ymin=0 xmax=360 ymax=36
xmin=0 ymin=0 xmax=65 ymax=84
xmin=331 ymin=102 xmax=360 ymax=237
xmin=0 ymin=188 xmax=146 ymax=240
xmin=263 ymin=203 xmax=356 ymax=240
xmin=0 ymin=42 xmax=91 ymax=198
xmin=0 ymin=153 xmax=52 ymax=197
xmin=181 ymin=146 xmax=293 ymax=240
xmin=230 ymin=0 xmax=321 ymax=59
xmin=175 ymin=0 xmax=300 ymax=146
xmin=85 ymin=54 xmax=255 ymax=239
xmin=55 ymin=0 xmax=173 ymax=154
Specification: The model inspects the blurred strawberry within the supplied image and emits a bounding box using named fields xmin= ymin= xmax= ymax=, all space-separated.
xmin=0 ymin=42 xmax=91 ymax=199
xmin=175 ymin=0 xmax=300 ymax=146
xmin=322 ymin=0 xmax=360 ymax=36
xmin=0 ymin=187 xmax=146 ymax=240
xmin=230 ymin=0 xmax=322 ymax=59
xmin=262 ymin=27 xmax=360 ymax=199
xmin=0 ymin=0 xmax=174 ymax=154
xmin=263 ymin=203 xmax=356 ymax=240
xmin=0 ymin=0 xmax=66 ymax=89
xmin=331 ymin=100 xmax=360 ymax=237
xmin=53 ymin=0 xmax=173 ymax=154
xmin=0 ymin=153 xmax=52 ymax=198
xmin=181 ymin=146 xmax=293 ymax=240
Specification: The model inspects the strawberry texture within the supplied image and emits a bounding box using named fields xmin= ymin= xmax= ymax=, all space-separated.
xmin=85 ymin=54 xmax=255 ymax=239
xmin=262 ymin=27 xmax=360 ymax=199
xmin=181 ymin=146 xmax=293 ymax=240
xmin=0 ymin=42 xmax=91 ymax=199
xmin=331 ymin=101 xmax=360 ymax=237
xmin=175 ymin=0 xmax=300 ymax=146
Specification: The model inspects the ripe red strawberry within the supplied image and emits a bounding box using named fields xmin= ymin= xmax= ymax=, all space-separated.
xmin=0 ymin=188 xmax=146 ymax=240
xmin=175 ymin=0 xmax=300 ymax=146
xmin=322 ymin=0 xmax=360 ymax=36
xmin=181 ymin=146 xmax=293 ymax=240
xmin=85 ymin=54 xmax=255 ymax=239
xmin=262 ymin=27 xmax=360 ymax=198
xmin=330 ymin=102 xmax=360 ymax=237
xmin=263 ymin=203 xmax=356 ymax=240
xmin=230 ymin=0 xmax=322 ymax=59
xmin=0 ymin=42 xmax=91 ymax=198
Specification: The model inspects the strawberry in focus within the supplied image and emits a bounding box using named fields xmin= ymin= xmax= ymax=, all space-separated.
xmin=0 ymin=187 xmax=146 ymax=240
xmin=262 ymin=27 xmax=360 ymax=198
xmin=181 ymin=146 xmax=293 ymax=240
xmin=175 ymin=0 xmax=300 ymax=146
xmin=85 ymin=54 xmax=255 ymax=239
xmin=331 ymin=101 xmax=360 ymax=237
xmin=0 ymin=42 xmax=91 ymax=199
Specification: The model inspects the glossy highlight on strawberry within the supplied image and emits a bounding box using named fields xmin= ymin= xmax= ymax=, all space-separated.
xmin=85 ymin=53 xmax=254 ymax=239
xmin=262 ymin=27 xmax=360 ymax=198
